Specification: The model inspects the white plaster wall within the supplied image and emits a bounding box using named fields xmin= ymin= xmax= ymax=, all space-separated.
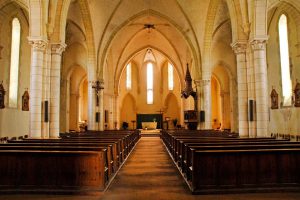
xmin=118 ymin=50 xmax=181 ymax=126
xmin=267 ymin=7 xmax=300 ymax=135
xmin=0 ymin=7 xmax=31 ymax=138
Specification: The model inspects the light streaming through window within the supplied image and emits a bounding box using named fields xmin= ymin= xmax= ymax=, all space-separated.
xmin=126 ymin=63 xmax=131 ymax=90
xmin=168 ymin=62 xmax=174 ymax=90
xmin=9 ymin=18 xmax=21 ymax=108
xmin=147 ymin=62 xmax=153 ymax=104
xmin=278 ymin=14 xmax=292 ymax=106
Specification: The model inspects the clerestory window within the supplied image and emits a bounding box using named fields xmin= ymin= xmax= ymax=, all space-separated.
xmin=9 ymin=18 xmax=21 ymax=108
xmin=278 ymin=14 xmax=292 ymax=106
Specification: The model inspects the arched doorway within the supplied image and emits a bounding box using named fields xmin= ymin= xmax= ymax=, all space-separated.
xmin=68 ymin=66 xmax=87 ymax=132
xmin=211 ymin=76 xmax=222 ymax=129
xmin=164 ymin=93 xmax=180 ymax=129
xmin=120 ymin=93 xmax=136 ymax=130
xmin=211 ymin=65 xmax=232 ymax=131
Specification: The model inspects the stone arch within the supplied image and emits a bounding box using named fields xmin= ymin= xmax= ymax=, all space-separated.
xmin=60 ymin=64 xmax=87 ymax=132
xmin=211 ymin=61 xmax=236 ymax=131
xmin=268 ymin=0 xmax=300 ymax=13
xmin=115 ymin=46 xmax=184 ymax=96
xmin=51 ymin=0 xmax=96 ymax=81
xmin=202 ymin=0 xmax=245 ymax=79
xmin=0 ymin=0 xmax=29 ymax=32
xmin=164 ymin=92 xmax=180 ymax=128
xmin=211 ymin=75 xmax=222 ymax=129
xmin=98 ymin=9 xmax=200 ymax=81
xmin=0 ymin=0 xmax=28 ymax=13
xmin=267 ymin=1 xmax=300 ymax=43
xmin=120 ymin=93 xmax=137 ymax=129
xmin=114 ymin=27 xmax=184 ymax=79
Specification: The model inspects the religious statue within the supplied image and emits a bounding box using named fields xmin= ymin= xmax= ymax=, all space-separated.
xmin=294 ymin=80 xmax=300 ymax=107
xmin=0 ymin=81 xmax=5 ymax=109
xmin=270 ymin=88 xmax=278 ymax=109
xmin=22 ymin=89 xmax=29 ymax=111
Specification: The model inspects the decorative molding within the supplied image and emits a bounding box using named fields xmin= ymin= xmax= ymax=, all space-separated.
xmin=250 ymin=39 xmax=268 ymax=51
xmin=200 ymin=79 xmax=211 ymax=87
xmin=28 ymin=38 xmax=48 ymax=52
xmin=51 ymin=43 xmax=67 ymax=55
xmin=231 ymin=41 xmax=247 ymax=54
xmin=194 ymin=79 xmax=202 ymax=87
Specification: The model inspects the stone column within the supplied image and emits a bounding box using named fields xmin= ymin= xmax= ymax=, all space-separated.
xmin=49 ymin=43 xmax=66 ymax=138
xmin=230 ymin=77 xmax=238 ymax=132
xmin=232 ymin=41 xmax=249 ymax=137
xmin=220 ymin=90 xmax=225 ymax=129
xmin=99 ymin=82 xmax=104 ymax=131
xmin=251 ymin=39 xmax=268 ymax=137
xmin=194 ymin=79 xmax=202 ymax=129
xmin=202 ymin=79 xmax=211 ymax=129
xmin=28 ymin=38 xmax=47 ymax=138
xmin=88 ymin=81 xmax=96 ymax=130
xmin=113 ymin=93 xmax=120 ymax=130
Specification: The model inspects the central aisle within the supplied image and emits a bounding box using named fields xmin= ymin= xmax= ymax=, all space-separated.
xmin=100 ymin=137 xmax=300 ymax=200
xmin=101 ymin=137 xmax=193 ymax=200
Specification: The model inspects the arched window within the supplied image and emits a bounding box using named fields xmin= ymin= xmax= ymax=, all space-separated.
xmin=9 ymin=18 xmax=21 ymax=108
xmin=144 ymin=49 xmax=156 ymax=104
xmin=278 ymin=14 xmax=292 ymax=106
xmin=168 ymin=62 xmax=174 ymax=90
xmin=126 ymin=63 xmax=131 ymax=90
xmin=147 ymin=62 xmax=153 ymax=104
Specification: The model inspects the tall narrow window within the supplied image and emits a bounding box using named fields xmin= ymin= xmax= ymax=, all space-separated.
xmin=278 ymin=14 xmax=292 ymax=106
xmin=126 ymin=63 xmax=131 ymax=90
xmin=9 ymin=18 xmax=21 ymax=108
xmin=147 ymin=62 xmax=153 ymax=104
xmin=168 ymin=62 xmax=174 ymax=90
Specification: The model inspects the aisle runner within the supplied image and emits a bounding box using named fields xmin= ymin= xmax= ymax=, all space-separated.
xmin=102 ymin=137 xmax=192 ymax=200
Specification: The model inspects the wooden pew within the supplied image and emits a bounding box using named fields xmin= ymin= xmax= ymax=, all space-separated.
xmin=191 ymin=148 xmax=300 ymax=194
xmin=184 ymin=142 xmax=300 ymax=181
xmin=0 ymin=148 xmax=108 ymax=194
xmin=0 ymin=130 xmax=140 ymax=194
xmin=161 ymin=129 xmax=300 ymax=194
xmin=2 ymin=142 xmax=115 ymax=176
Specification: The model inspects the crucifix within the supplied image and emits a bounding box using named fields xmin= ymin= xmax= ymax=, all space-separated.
xmin=92 ymin=80 xmax=104 ymax=106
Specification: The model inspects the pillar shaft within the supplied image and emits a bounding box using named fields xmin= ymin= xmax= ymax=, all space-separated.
xmin=49 ymin=44 xmax=66 ymax=138
xmin=201 ymin=80 xmax=211 ymax=129
xmin=28 ymin=39 xmax=47 ymax=138
xmin=232 ymin=42 xmax=249 ymax=137
xmin=251 ymin=39 xmax=268 ymax=137
xmin=88 ymin=82 xmax=96 ymax=130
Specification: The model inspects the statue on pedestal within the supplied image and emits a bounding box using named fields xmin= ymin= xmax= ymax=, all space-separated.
xmin=0 ymin=81 xmax=5 ymax=109
xmin=22 ymin=89 xmax=29 ymax=111
xmin=294 ymin=80 xmax=300 ymax=107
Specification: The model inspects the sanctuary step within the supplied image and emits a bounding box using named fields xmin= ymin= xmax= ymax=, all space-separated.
xmin=139 ymin=129 xmax=161 ymax=137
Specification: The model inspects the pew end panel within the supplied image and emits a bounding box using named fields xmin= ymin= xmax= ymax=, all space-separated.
xmin=0 ymin=150 xmax=107 ymax=194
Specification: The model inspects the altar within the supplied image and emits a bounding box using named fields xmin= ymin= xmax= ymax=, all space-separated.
xmin=136 ymin=114 xmax=162 ymax=129
xmin=142 ymin=122 xmax=157 ymax=130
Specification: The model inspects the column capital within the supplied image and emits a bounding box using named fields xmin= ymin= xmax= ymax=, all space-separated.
xmin=199 ymin=79 xmax=210 ymax=87
xmin=51 ymin=43 xmax=67 ymax=55
xmin=250 ymin=36 xmax=268 ymax=51
xmin=193 ymin=79 xmax=202 ymax=87
xmin=231 ymin=41 xmax=247 ymax=54
xmin=28 ymin=37 xmax=48 ymax=51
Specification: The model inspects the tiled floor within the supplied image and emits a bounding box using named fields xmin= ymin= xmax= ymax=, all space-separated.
xmin=1 ymin=137 xmax=300 ymax=200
